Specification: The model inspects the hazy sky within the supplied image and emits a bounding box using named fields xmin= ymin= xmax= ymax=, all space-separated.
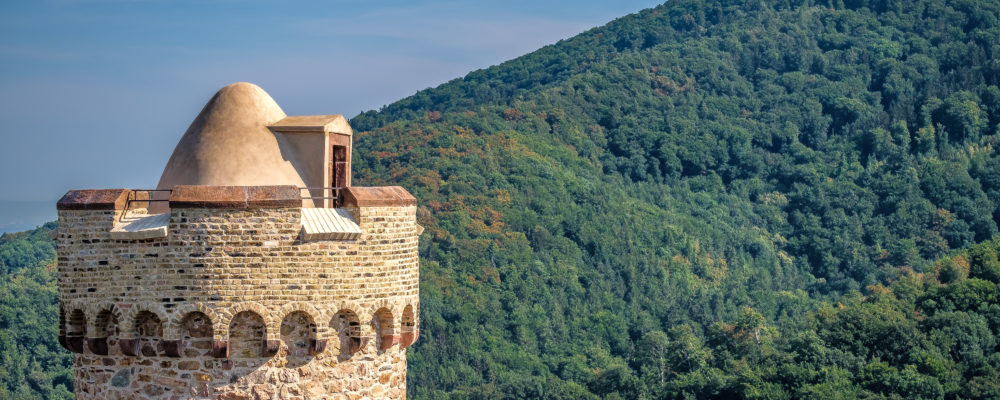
xmin=0 ymin=0 xmax=662 ymax=201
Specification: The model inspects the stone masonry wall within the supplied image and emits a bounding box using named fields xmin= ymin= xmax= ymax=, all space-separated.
xmin=56 ymin=192 xmax=419 ymax=399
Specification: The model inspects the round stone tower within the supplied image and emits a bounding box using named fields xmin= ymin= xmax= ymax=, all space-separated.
xmin=55 ymin=83 xmax=420 ymax=399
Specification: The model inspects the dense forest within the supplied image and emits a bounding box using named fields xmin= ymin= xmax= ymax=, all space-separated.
xmin=350 ymin=0 xmax=1000 ymax=398
xmin=3 ymin=0 xmax=1000 ymax=398
xmin=0 ymin=223 xmax=72 ymax=399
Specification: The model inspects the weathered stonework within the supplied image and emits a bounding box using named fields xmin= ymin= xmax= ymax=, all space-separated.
xmin=56 ymin=186 xmax=419 ymax=399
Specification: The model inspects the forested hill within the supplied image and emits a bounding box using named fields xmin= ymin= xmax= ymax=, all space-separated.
xmin=3 ymin=0 xmax=1000 ymax=399
xmin=0 ymin=223 xmax=72 ymax=399
xmin=347 ymin=0 xmax=1000 ymax=398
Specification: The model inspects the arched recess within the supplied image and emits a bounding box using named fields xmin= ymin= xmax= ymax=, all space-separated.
xmin=89 ymin=309 xmax=120 ymax=355
xmin=330 ymin=309 xmax=362 ymax=360
xmin=222 ymin=302 xmax=274 ymax=339
xmin=65 ymin=309 xmax=87 ymax=353
xmin=280 ymin=311 xmax=317 ymax=367
xmin=373 ymin=308 xmax=396 ymax=352
xmin=229 ymin=311 xmax=268 ymax=358
xmin=400 ymin=304 xmax=417 ymax=348
xmin=276 ymin=302 xmax=325 ymax=340
xmin=134 ymin=311 xmax=163 ymax=357
xmin=180 ymin=312 xmax=214 ymax=357
xmin=166 ymin=304 xmax=222 ymax=340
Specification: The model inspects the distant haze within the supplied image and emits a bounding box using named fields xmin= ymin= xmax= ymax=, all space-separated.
xmin=0 ymin=200 xmax=55 ymax=234
xmin=0 ymin=0 xmax=662 ymax=207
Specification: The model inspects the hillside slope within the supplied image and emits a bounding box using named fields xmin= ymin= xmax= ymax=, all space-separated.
xmin=3 ymin=1 xmax=1000 ymax=398
xmin=0 ymin=223 xmax=72 ymax=399
xmin=347 ymin=0 xmax=1000 ymax=397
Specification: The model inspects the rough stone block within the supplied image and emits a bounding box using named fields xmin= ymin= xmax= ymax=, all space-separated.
xmin=86 ymin=338 xmax=109 ymax=355
xmin=161 ymin=340 xmax=184 ymax=357
xmin=66 ymin=337 xmax=85 ymax=353
xmin=119 ymin=339 xmax=140 ymax=356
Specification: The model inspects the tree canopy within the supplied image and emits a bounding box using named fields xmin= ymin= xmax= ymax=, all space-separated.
xmin=348 ymin=0 xmax=1000 ymax=397
xmin=4 ymin=0 xmax=1000 ymax=398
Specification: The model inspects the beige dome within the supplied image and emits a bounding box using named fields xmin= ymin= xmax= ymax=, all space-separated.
xmin=156 ymin=82 xmax=308 ymax=190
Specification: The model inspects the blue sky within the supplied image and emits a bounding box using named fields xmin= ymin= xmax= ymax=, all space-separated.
xmin=0 ymin=0 xmax=661 ymax=201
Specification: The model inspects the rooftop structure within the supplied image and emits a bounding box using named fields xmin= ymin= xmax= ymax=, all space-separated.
xmin=55 ymin=83 xmax=419 ymax=399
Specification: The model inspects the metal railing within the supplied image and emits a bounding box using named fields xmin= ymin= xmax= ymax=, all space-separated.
xmin=300 ymin=187 xmax=346 ymax=208
xmin=119 ymin=189 xmax=172 ymax=221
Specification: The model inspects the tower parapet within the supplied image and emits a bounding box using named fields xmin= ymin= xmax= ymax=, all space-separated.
xmin=57 ymin=185 xmax=419 ymax=399
xmin=56 ymin=83 xmax=419 ymax=399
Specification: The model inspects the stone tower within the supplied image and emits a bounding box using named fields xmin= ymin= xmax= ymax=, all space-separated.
xmin=55 ymin=83 xmax=420 ymax=399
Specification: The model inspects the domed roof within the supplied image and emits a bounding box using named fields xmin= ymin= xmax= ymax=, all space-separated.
xmin=156 ymin=82 xmax=309 ymax=191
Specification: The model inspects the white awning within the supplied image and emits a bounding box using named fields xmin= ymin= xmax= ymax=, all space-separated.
xmin=301 ymin=208 xmax=362 ymax=241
